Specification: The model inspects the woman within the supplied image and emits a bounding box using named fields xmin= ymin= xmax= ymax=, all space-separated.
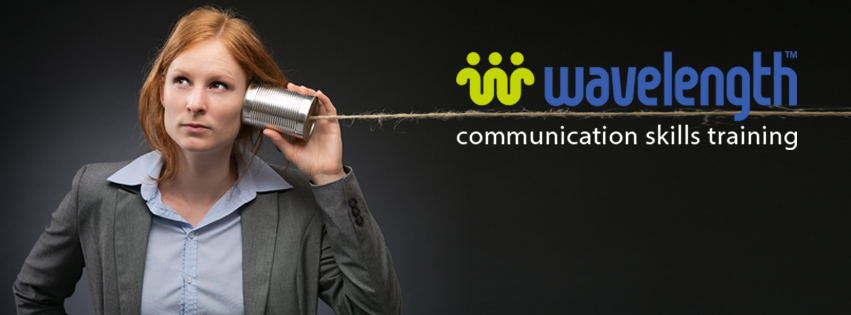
xmin=13 ymin=6 xmax=401 ymax=315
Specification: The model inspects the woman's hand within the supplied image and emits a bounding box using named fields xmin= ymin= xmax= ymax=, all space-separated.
xmin=263 ymin=83 xmax=345 ymax=185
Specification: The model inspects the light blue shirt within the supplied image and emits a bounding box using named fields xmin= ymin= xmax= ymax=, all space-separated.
xmin=107 ymin=151 xmax=291 ymax=315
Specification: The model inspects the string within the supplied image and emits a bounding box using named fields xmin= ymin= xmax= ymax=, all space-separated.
xmin=311 ymin=109 xmax=851 ymax=120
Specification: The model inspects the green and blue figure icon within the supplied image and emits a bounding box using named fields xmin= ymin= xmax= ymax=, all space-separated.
xmin=456 ymin=52 xmax=535 ymax=105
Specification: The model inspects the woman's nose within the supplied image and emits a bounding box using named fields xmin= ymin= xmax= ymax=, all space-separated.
xmin=186 ymin=87 xmax=207 ymax=114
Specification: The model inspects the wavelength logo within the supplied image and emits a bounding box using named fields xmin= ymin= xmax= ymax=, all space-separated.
xmin=456 ymin=51 xmax=798 ymax=121
xmin=456 ymin=52 xmax=535 ymax=105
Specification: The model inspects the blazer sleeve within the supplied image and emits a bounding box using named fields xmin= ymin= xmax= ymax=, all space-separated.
xmin=13 ymin=165 xmax=88 ymax=314
xmin=311 ymin=167 xmax=402 ymax=315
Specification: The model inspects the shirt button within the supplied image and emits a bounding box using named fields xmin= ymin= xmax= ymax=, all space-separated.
xmin=348 ymin=198 xmax=358 ymax=208
xmin=351 ymin=207 xmax=361 ymax=217
xmin=186 ymin=276 xmax=193 ymax=284
xmin=189 ymin=231 xmax=196 ymax=239
xmin=356 ymin=216 xmax=364 ymax=226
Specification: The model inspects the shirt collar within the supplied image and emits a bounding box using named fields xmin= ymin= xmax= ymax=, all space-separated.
xmin=107 ymin=150 xmax=292 ymax=201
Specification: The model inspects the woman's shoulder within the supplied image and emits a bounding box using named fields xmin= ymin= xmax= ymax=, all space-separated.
xmin=267 ymin=164 xmax=311 ymax=189
xmin=68 ymin=160 xmax=134 ymax=190
xmin=78 ymin=160 xmax=134 ymax=177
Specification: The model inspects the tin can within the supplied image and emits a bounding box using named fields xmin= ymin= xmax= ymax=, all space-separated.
xmin=242 ymin=84 xmax=319 ymax=140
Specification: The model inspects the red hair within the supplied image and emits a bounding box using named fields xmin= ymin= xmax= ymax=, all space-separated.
xmin=139 ymin=5 xmax=288 ymax=182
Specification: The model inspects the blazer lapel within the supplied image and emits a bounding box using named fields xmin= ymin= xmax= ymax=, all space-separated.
xmin=114 ymin=187 xmax=151 ymax=315
xmin=241 ymin=192 xmax=279 ymax=315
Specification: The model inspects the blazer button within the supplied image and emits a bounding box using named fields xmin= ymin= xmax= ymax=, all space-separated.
xmin=348 ymin=198 xmax=357 ymax=208
xmin=355 ymin=216 xmax=364 ymax=226
xmin=351 ymin=207 xmax=361 ymax=217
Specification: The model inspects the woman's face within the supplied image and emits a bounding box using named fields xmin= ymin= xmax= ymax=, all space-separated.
xmin=161 ymin=39 xmax=247 ymax=156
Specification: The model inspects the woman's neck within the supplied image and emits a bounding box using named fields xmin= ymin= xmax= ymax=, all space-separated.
xmin=159 ymin=146 xmax=238 ymax=227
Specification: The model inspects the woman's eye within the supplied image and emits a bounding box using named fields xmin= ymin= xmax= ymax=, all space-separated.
xmin=174 ymin=77 xmax=189 ymax=85
xmin=210 ymin=82 xmax=229 ymax=90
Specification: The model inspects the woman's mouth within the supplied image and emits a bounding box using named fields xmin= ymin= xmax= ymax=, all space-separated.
xmin=183 ymin=123 xmax=209 ymax=133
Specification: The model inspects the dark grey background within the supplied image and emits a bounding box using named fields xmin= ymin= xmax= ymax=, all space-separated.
xmin=2 ymin=1 xmax=849 ymax=314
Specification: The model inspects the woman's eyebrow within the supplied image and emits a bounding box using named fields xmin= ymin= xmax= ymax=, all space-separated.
xmin=167 ymin=68 xmax=189 ymax=76
xmin=210 ymin=73 xmax=237 ymax=82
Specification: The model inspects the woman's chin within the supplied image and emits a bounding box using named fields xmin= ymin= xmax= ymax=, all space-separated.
xmin=176 ymin=142 xmax=232 ymax=155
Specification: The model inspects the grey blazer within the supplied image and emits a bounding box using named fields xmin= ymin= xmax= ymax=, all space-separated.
xmin=13 ymin=161 xmax=402 ymax=315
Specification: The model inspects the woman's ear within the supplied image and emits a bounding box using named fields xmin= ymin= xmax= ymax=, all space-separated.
xmin=159 ymin=77 xmax=165 ymax=107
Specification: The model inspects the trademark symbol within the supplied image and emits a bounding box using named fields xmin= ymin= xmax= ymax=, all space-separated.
xmin=785 ymin=51 xmax=797 ymax=59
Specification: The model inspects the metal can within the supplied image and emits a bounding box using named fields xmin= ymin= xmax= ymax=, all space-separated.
xmin=242 ymin=83 xmax=319 ymax=140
